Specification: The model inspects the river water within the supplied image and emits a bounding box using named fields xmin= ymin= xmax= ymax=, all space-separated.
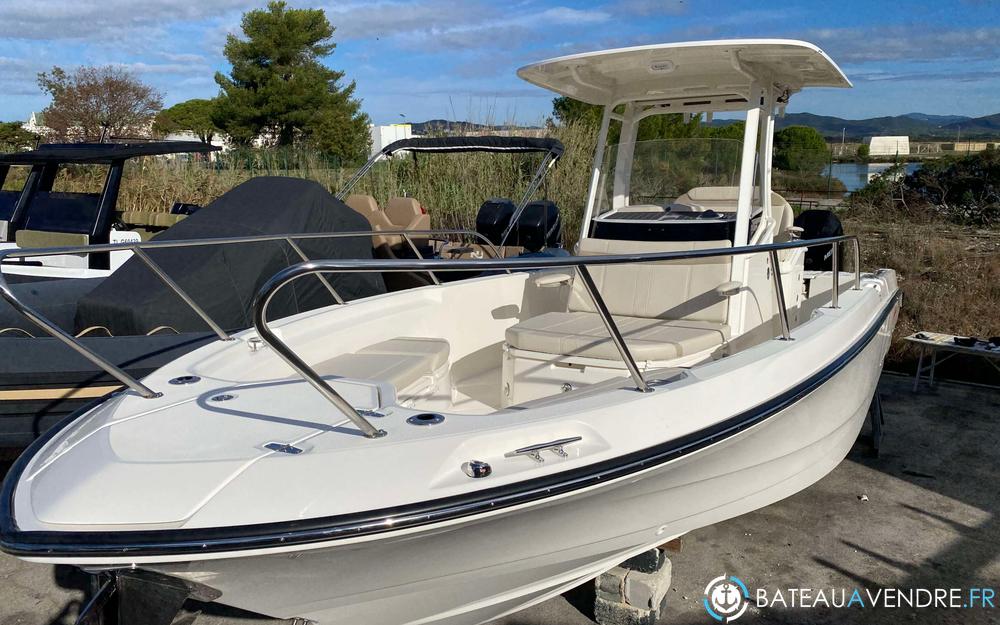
xmin=822 ymin=162 xmax=922 ymax=192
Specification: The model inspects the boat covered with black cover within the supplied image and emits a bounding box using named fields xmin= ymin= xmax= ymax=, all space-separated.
xmin=0 ymin=177 xmax=386 ymax=447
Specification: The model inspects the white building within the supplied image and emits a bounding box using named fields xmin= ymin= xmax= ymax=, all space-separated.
xmin=369 ymin=123 xmax=412 ymax=156
xmin=867 ymin=136 xmax=910 ymax=157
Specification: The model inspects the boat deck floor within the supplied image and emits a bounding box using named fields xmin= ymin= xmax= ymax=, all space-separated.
xmin=2 ymin=373 xmax=997 ymax=625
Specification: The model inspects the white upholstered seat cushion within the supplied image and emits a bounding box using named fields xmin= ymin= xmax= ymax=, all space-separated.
xmin=315 ymin=337 xmax=449 ymax=390
xmin=505 ymin=312 xmax=729 ymax=361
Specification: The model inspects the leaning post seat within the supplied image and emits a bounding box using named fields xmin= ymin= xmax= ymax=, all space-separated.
xmin=502 ymin=237 xmax=734 ymax=405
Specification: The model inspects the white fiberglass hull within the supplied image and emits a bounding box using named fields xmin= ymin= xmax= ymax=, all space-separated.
xmin=133 ymin=299 xmax=894 ymax=625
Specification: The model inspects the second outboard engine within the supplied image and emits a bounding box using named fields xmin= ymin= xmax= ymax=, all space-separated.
xmin=794 ymin=209 xmax=844 ymax=271
xmin=475 ymin=198 xmax=516 ymax=245
xmin=512 ymin=200 xmax=562 ymax=252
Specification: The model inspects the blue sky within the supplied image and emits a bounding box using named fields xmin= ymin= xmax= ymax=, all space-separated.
xmin=1 ymin=0 xmax=997 ymax=125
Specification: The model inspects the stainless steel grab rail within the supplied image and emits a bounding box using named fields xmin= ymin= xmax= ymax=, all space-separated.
xmin=0 ymin=228 xmax=501 ymax=401
xmin=251 ymin=235 xmax=862 ymax=436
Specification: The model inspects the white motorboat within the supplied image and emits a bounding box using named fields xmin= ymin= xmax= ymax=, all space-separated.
xmin=0 ymin=40 xmax=899 ymax=625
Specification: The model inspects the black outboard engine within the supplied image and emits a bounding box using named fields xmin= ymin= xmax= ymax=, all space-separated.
xmin=794 ymin=209 xmax=843 ymax=271
xmin=475 ymin=198 xmax=516 ymax=245
xmin=513 ymin=200 xmax=561 ymax=252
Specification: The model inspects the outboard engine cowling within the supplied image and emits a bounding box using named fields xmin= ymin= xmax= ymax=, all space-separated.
xmin=475 ymin=198 xmax=516 ymax=245
xmin=512 ymin=200 xmax=561 ymax=252
xmin=794 ymin=209 xmax=844 ymax=271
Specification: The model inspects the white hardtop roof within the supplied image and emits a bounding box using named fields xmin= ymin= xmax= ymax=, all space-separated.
xmin=517 ymin=39 xmax=851 ymax=107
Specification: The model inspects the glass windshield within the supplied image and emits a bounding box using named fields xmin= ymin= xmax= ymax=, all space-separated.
xmin=595 ymin=138 xmax=743 ymax=215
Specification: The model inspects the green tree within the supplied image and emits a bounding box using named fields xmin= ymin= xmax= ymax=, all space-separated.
xmin=773 ymin=126 xmax=829 ymax=174
xmin=552 ymin=96 xmax=702 ymax=141
xmin=214 ymin=1 xmax=370 ymax=161
xmin=552 ymin=97 xmax=603 ymax=127
xmin=856 ymin=143 xmax=870 ymax=162
xmin=154 ymin=99 xmax=221 ymax=143
xmin=0 ymin=122 xmax=39 ymax=150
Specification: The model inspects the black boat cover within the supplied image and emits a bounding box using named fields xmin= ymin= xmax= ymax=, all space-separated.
xmin=381 ymin=136 xmax=564 ymax=159
xmin=0 ymin=141 xmax=218 ymax=165
xmin=75 ymin=177 xmax=385 ymax=335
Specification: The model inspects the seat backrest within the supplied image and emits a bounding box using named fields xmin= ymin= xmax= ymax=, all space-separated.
xmin=675 ymin=186 xmax=739 ymax=211
xmin=344 ymin=194 xmax=397 ymax=250
xmin=568 ymin=238 xmax=733 ymax=324
xmin=345 ymin=194 xmax=379 ymax=217
xmin=770 ymin=192 xmax=794 ymax=242
xmin=385 ymin=197 xmax=426 ymax=228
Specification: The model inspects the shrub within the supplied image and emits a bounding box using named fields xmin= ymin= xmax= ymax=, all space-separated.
xmin=773 ymin=126 xmax=829 ymax=174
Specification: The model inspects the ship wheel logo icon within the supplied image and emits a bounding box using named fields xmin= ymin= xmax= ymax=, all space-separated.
xmin=703 ymin=575 xmax=749 ymax=622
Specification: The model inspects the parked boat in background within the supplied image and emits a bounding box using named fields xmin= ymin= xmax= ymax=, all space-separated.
xmin=0 ymin=141 xmax=218 ymax=281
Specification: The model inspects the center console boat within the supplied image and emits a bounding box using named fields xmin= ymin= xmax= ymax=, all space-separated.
xmin=1 ymin=40 xmax=899 ymax=625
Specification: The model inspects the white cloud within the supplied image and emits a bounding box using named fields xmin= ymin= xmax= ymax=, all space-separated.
xmin=0 ymin=0 xmax=253 ymax=41
xmin=804 ymin=26 xmax=1000 ymax=63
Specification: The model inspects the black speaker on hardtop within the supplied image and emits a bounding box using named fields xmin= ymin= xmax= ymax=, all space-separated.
xmin=512 ymin=200 xmax=561 ymax=252
xmin=475 ymin=198 xmax=516 ymax=245
xmin=794 ymin=209 xmax=844 ymax=271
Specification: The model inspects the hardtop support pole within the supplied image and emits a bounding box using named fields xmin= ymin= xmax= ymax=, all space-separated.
xmin=581 ymin=105 xmax=614 ymax=242
xmin=734 ymin=98 xmax=761 ymax=247
xmin=611 ymin=103 xmax=638 ymax=210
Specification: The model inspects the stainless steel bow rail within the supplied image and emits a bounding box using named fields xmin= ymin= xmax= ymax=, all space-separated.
xmin=0 ymin=228 xmax=502 ymax=402
xmin=251 ymin=235 xmax=861 ymax=438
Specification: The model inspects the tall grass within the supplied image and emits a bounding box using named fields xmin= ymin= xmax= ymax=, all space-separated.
xmin=3 ymin=123 xmax=997 ymax=377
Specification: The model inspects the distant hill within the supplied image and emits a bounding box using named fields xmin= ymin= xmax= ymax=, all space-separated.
xmin=724 ymin=112 xmax=1000 ymax=140
xmin=409 ymin=113 xmax=1000 ymax=141
xmin=942 ymin=113 xmax=1000 ymax=136
xmin=901 ymin=113 xmax=971 ymax=125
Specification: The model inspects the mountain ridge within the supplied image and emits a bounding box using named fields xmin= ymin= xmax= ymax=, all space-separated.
xmin=406 ymin=113 xmax=1000 ymax=140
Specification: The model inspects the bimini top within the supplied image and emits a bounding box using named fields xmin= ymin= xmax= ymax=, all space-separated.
xmin=381 ymin=136 xmax=564 ymax=159
xmin=0 ymin=141 xmax=219 ymax=165
xmin=517 ymin=39 xmax=851 ymax=107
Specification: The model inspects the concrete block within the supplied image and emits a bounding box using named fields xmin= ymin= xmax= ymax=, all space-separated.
xmin=620 ymin=548 xmax=664 ymax=573
xmin=594 ymin=596 xmax=659 ymax=625
xmin=623 ymin=558 xmax=672 ymax=610
xmin=595 ymin=566 xmax=628 ymax=597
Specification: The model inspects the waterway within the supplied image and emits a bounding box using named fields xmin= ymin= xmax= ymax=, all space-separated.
xmin=823 ymin=162 xmax=922 ymax=192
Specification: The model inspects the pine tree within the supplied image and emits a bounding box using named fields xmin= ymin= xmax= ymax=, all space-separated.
xmin=214 ymin=2 xmax=370 ymax=162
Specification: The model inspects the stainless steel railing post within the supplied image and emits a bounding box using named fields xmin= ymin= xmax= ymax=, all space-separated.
xmin=575 ymin=264 xmax=652 ymax=393
xmin=853 ymin=238 xmax=861 ymax=289
xmin=0 ymin=279 xmax=161 ymax=398
xmin=830 ymin=242 xmax=840 ymax=309
xmin=768 ymin=250 xmax=792 ymax=341
xmin=132 ymin=247 xmax=232 ymax=341
xmin=253 ymin=272 xmax=386 ymax=439
xmin=0 ymin=228 xmax=497 ymax=403
xmin=402 ymin=233 xmax=440 ymax=285
xmin=285 ymin=238 xmax=344 ymax=304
